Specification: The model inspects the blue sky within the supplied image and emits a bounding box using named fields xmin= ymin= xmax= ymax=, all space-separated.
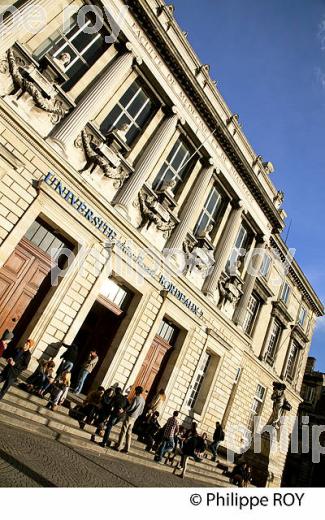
xmin=172 ymin=0 xmax=325 ymax=370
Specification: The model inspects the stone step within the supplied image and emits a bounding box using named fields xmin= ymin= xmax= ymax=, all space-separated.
xmin=0 ymin=407 xmax=229 ymax=487
xmin=0 ymin=385 xmax=233 ymax=485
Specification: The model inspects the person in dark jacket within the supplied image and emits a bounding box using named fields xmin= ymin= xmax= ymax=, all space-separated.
xmin=210 ymin=421 xmax=225 ymax=461
xmin=0 ymin=330 xmax=14 ymax=359
xmin=174 ymin=433 xmax=206 ymax=478
xmin=0 ymin=339 xmax=34 ymax=400
xmin=56 ymin=343 xmax=78 ymax=377
xmin=98 ymin=387 xmax=129 ymax=447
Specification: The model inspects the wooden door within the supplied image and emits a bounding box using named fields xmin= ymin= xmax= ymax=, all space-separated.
xmin=129 ymin=336 xmax=173 ymax=401
xmin=0 ymin=238 xmax=53 ymax=337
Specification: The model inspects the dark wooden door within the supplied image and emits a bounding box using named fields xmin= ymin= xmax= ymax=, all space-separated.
xmin=0 ymin=238 xmax=53 ymax=337
xmin=129 ymin=336 xmax=173 ymax=401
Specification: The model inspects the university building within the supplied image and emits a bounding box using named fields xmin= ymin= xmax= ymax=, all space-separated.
xmin=0 ymin=0 xmax=323 ymax=485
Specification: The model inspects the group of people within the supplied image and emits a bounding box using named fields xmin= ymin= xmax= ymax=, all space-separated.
xmin=0 ymin=331 xmax=99 ymax=405
xmin=0 ymin=331 xmax=251 ymax=484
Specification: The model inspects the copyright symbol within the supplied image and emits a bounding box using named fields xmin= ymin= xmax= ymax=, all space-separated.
xmin=190 ymin=494 xmax=202 ymax=506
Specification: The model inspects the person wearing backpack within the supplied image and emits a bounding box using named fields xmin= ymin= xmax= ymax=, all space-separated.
xmin=210 ymin=421 xmax=224 ymax=462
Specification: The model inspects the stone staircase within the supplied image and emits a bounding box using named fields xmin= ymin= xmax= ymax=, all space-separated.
xmin=0 ymin=384 xmax=234 ymax=487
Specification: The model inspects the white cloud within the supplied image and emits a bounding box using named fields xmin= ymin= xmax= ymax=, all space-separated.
xmin=315 ymin=67 xmax=325 ymax=88
xmin=315 ymin=315 xmax=325 ymax=331
xmin=318 ymin=19 xmax=325 ymax=51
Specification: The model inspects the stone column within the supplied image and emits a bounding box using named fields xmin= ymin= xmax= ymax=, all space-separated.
xmin=233 ymin=238 xmax=267 ymax=327
xmin=0 ymin=0 xmax=61 ymax=56
xmin=113 ymin=107 xmax=179 ymax=212
xmin=203 ymin=200 xmax=245 ymax=297
xmin=166 ymin=159 xmax=215 ymax=250
xmin=50 ymin=44 xmax=135 ymax=150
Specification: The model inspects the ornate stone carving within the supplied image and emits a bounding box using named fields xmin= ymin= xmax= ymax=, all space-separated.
xmin=137 ymin=188 xmax=176 ymax=238
xmin=5 ymin=48 xmax=68 ymax=123
xmin=53 ymin=52 xmax=71 ymax=71
xmin=274 ymin=190 xmax=284 ymax=209
xmin=218 ymin=274 xmax=243 ymax=309
xmin=266 ymin=382 xmax=292 ymax=430
xmin=263 ymin=161 xmax=275 ymax=175
xmin=80 ymin=130 xmax=129 ymax=188
xmin=0 ymin=59 xmax=9 ymax=74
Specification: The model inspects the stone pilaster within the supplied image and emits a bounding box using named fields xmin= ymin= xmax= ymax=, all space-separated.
xmin=113 ymin=107 xmax=179 ymax=214
xmin=203 ymin=201 xmax=245 ymax=297
xmin=0 ymin=0 xmax=62 ymax=56
xmin=166 ymin=159 xmax=214 ymax=250
xmin=233 ymin=238 xmax=267 ymax=327
xmin=49 ymin=44 xmax=136 ymax=150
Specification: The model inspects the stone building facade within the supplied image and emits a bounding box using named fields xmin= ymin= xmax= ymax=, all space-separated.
xmin=283 ymin=357 xmax=325 ymax=487
xmin=0 ymin=0 xmax=323 ymax=485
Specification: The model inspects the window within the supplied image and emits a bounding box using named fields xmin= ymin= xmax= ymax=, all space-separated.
xmin=265 ymin=320 xmax=282 ymax=365
xmin=157 ymin=319 xmax=179 ymax=345
xmin=153 ymin=137 xmax=193 ymax=194
xmin=25 ymin=220 xmax=66 ymax=256
xmin=248 ymin=384 xmax=266 ymax=431
xmin=298 ymin=306 xmax=307 ymax=327
xmin=34 ymin=10 xmax=110 ymax=90
xmin=285 ymin=341 xmax=300 ymax=382
xmin=243 ymin=294 xmax=260 ymax=335
xmin=194 ymin=186 xmax=222 ymax=237
xmin=100 ymin=79 xmax=156 ymax=145
xmin=99 ymin=279 xmax=129 ymax=309
xmin=188 ymin=351 xmax=211 ymax=409
xmin=280 ymin=282 xmax=291 ymax=304
xmin=260 ymin=253 xmax=271 ymax=278
xmin=227 ymin=224 xmax=249 ymax=273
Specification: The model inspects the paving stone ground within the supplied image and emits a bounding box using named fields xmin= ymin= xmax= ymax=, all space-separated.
xmin=0 ymin=422 xmax=211 ymax=488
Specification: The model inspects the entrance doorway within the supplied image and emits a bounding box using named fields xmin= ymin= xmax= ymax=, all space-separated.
xmin=0 ymin=219 xmax=73 ymax=345
xmin=130 ymin=318 xmax=179 ymax=403
xmin=72 ymin=279 xmax=133 ymax=392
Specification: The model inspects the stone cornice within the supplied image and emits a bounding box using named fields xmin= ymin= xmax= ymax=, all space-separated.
xmin=270 ymin=235 xmax=324 ymax=316
xmin=126 ymin=0 xmax=284 ymax=232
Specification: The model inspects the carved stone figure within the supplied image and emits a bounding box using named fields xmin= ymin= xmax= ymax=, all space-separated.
xmin=274 ymin=191 xmax=284 ymax=209
xmin=197 ymin=223 xmax=213 ymax=241
xmin=53 ymin=52 xmax=71 ymax=70
xmin=137 ymin=189 xmax=176 ymax=238
xmin=114 ymin=122 xmax=129 ymax=142
xmin=159 ymin=178 xmax=177 ymax=197
xmin=263 ymin=161 xmax=275 ymax=175
xmin=267 ymin=382 xmax=291 ymax=429
xmin=80 ymin=130 xmax=129 ymax=187
xmin=5 ymin=48 xmax=68 ymax=123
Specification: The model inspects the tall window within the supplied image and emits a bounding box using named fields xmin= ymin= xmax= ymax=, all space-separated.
xmin=188 ymin=351 xmax=211 ymax=409
xmin=260 ymin=253 xmax=271 ymax=278
xmin=301 ymin=384 xmax=315 ymax=404
xmin=280 ymin=282 xmax=291 ymax=305
xmin=265 ymin=320 xmax=282 ymax=365
xmin=100 ymin=79 xmax=156 ymax=145
xmin=194 ymin=186 xmax=222 ymax=237
xmin=298 ymin=306 xmax=307 ymax=327
xmin=153 ymin=137 xmax=193 ymax=194
xmin=285 ymin=341 xmax=300 ymax=382
xmin=157 ymin=318 xmax=179 ymax=345
xmin=248 ymin=384 xmax=266 ymax=431
xmin=34 ymin=10 xmax=110 ymax=90
xmin=243 ymin=294 xmax=260 ymax=335
xmin=228 ymin=224 xmax=249 ymax=273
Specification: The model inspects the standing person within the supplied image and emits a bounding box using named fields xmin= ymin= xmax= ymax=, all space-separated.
xmin=73 ymin=350 xmax=98 ymax=395
xmin=0 ymin=339 xmax=34 ymax=400
xmin=154 ymin=411 xmax=179 ymax=463
xmin=93 ymin=387 xmax=115 ymax=436
xmin=97 ymin=387 xmax=129 ymax=446
xmin=0 ymin=330 xmax=14 ymax=359
xmin=210 ymin=421 xmax=225 ymax=462
xmin=114 ymin=386 xmax=145 ymax=454
xmin=76 ymin=386 xmax=105 ymax=428
xmin=174 ymin=433 xmax=206 ymax=479
xmin=56 ymin=343 xmax=78 ymax=376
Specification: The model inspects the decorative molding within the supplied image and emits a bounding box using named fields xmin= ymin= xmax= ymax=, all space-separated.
xmin=137 ymin=187 xmax=176 ymax=238
xmin=80 ymin=129 xmax=129 ymax=188
xmin=5 ymin=48 xmax=69 ymax=123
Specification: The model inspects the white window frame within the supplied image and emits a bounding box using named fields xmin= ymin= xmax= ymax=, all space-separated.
xmin=260 ymin=253 xmax=272 ymax=278
xmin=280 ymin=281 xmax=291 ymax=305
xmin=297 ymin=306 xmax=307 ymax=327
xmin=194 ymin=186 xmax=222 ymax=236
xmin=285 ymin=341 xmax=300 ymax=382
xmin=243 ymin=294 xmax=260 ymax=335
xmin=154 ymin=138 xmax=192 ymax=192
xmin=248 ymin=384 xmax=266 ymax=432
xmin=265 ymin=319 xmax=282 ymax=364
xmin=187 ymin=351 xmax=211 ymax=409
